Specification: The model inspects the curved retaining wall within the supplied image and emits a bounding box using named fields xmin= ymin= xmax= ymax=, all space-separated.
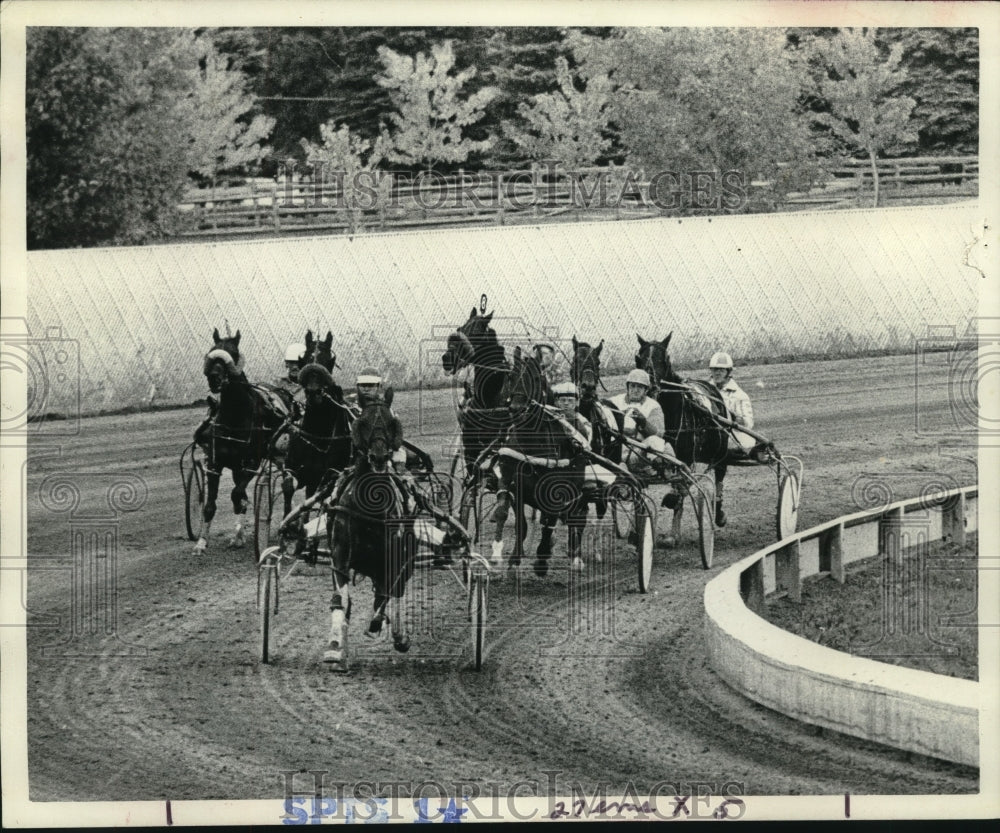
xmin=703 ymin=485 xmax=979 ymax=767
xmin=25 ymin=203 xmax=980 ymax=415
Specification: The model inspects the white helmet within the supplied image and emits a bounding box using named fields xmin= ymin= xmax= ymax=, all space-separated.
xmin=625 ymin=368 xmax=651 ymax=388
xmin=356 ymin=367 xmax=382 ymax=386
xmin=285 ymin=343 xmax=306 ymax=363
xmin=709 ymin=352 xmax=733 ymax=370
xmin=551 ymin=381 xmax=577 ymax=397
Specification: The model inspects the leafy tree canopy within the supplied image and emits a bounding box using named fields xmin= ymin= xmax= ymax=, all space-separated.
xmin=27 ymin=27 xmax=272 ymax=248
xmin=376 ymin=40 xmax=498 ymax=171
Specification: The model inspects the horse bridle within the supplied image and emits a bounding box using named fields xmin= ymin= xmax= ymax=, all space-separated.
xmin=638 ymin=349 xmax=662 ymax=399
xmin=572 ymin=344 xmax=607 ymax=396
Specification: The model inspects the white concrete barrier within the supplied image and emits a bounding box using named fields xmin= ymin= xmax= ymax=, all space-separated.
xmin=26 ymin=204 xmax=979 ymax=414
xmin=704 ymin=485 xmax=979 ymax=766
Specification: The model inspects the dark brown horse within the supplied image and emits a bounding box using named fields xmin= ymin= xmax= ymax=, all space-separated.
xmin=441 ymin=307 xmax=510 ymax=479
xmin=324 ymin=400 xmax=414 ymax=670
xmin=635 ymin=332 xmax=729 ymax=542
xmin=280 ymin=330 xmax=353 ymax=518
xmin=194 ymin=328 xmax=290 ymax=553
xmin=492 ymin=349 xmax=588 ymax=575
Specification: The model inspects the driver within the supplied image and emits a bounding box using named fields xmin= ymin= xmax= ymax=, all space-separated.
xmin=550 ymin=381 xmax=593 ymax=452
xmin=532 ymin=341 xmax=567 ymax=403
xmin=608 ymin=369 xmax=668 ymax=477
xmin=271 ymin=342 xmax=307 ymax=420
xmin=277 ymin=343 xmax=305 ymax=388
xmin=707 ymin=351 xmax=757 ymax=528
xmin=709 ymin=351 xmax=755 ymax=451
xmin=328 ymin=368 xmax=413 ymax=510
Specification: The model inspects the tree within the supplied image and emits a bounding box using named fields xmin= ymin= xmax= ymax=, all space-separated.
xmin=504 ymin=56 xmax=613 ymax=167
xmin=27 ymin=28 xmax=275 ymax=248
xmin=888 ymin=28 xmax=978 ymax=155
xmin=28 ymin=29 xmax=193 ymax=247
xmin=183 ymin=35 xmax=275 ymax=182
xmin=809 ymin=28 xmax=918 ymax=206
xmin=376 ymin=40 xmax=498 ymax=171
xmin=300 ymin=122 xmax=392 ymax=233
xmin=572 ymin=28 xmax=822 ymax=212
xmin=472 ymin=27 xmax=576 ymax=167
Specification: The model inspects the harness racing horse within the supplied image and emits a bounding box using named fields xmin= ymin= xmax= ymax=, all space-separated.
xmin=324 ymin=400 xmax=415 ymax=670
xmin=635 ymin=333 xmax=729 ymax=544
xmin=441 ymin=307 xmax=510 ymax=479
xmin=280 ymin=330 xmax=353 ymax=519
xmin=570 ymin=336 xmax=623 ymax=464
xmin=570 ymin=336 xmax=624 ymax=520
xmin=492 ymin=349 xmax=588 ymax=574
xmin=194 ymin=328 xmax=291 ymax=553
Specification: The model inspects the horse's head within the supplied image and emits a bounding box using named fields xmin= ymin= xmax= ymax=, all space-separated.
xmin=442 ymin=307 xmax=496 ymax=374
xmin=351 ymin=400 xmax=402 ymax=474
xmin=204 ymin=328 xmax=243 ymax=393
xmin=501 ymin=346 xmax=544 ymax=417
xmin=635 ymin=332 xmax=674 ymax=392
xmin=298 ymin=363 xmax=337 ymax=408
xmin=304 ymin=330 xmax=337 ymax=373
xmin=212 ymin=327 xmax=242 ymax=366
xmin=571 ymin=336 xmax=604 ymax=401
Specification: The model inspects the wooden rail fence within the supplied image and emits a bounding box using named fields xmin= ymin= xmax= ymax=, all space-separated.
xmin=177 ymin=155 xmax=978 ymax=239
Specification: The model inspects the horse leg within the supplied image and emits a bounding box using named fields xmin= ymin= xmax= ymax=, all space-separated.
xmin=281 ymin=471 xmax=296 ymax=522
xmin=670 ymin=492 xmax=685 ymax=547
xmin=714 ymin=464 xmax=728 ymax=528
xmin=567 ymin=495 xmax=586 ymax=572
xmin=535 ymin=511 xmax=555 ymax=579
xmin=388 ymin=593 xmax=409 ymax=653
xmin=536 ymin=504 xmax=555 ymax=558
xmin=385 ymin=536 xmax=411 ymax=654
xmin=194 ymin=468 xmax=221 ymax=553
xmin=228 ymin=470 xmax=251 ymax=548
xmin=533 ymin=472 xmax=555 ymax=575
xmin=491 ymin=488 xmax=511 ymax=566
xmin=658 ymin=480 xmax=685 ymax=549
xmin=511 ymin=490 xmax=527 ymax=569
xmin=323 ymin=518 xmax=351 ymax=671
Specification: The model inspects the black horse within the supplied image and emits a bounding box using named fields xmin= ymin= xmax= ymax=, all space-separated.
xmin=492 ymin=349 xmax=588 ymax=574
xmin=280 ymin=330 xmax=353 ymax=519
xmin=570 ymin=336 xmax=624 ymax=463
xmin=441 ymin=307 xmax=510 ymax=479
xmin=324 ymin=399 xmax=415 ymax=670
xmin=570 ymin=335 xmax=629 ymax=520
xmin=194 ymin=328 xmax=290 ymax=553
xmin=635 ymin=332 xmax=729 ymax=542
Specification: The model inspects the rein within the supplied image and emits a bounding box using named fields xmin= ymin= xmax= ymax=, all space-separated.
xmin=289 ymin=423 xmax=340 ymax=452
xmin=571 ymin=341 xmax=611 ymax=394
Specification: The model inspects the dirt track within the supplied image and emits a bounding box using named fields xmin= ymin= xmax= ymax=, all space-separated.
xmin=24 ymin=353 xmax=979 ymax=803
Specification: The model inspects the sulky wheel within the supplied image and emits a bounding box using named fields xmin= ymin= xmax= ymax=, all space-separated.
xmin=257 ymin=549 xmax=280 ymax=664
xmin=635 ymin=501 xmax=654 ymax=593
xmin=469 ymin=569 xmax=488 ymax=670
xmin=607 ymin=481 xmax=636 ymax=540
xmin=253 ymin=467 xmax=279 ymax=562
xmin=776 ymin=470 xmax=801 ymax=541
xmin=184 ymin=459 xmax=205 ymax=542
xmin=460 ymin=482 xmax=498 ymax=551
xmin=691 ymin=474 xmax=716 ymax=570
xmin=448 ymin=445 xmax=465 ymax=488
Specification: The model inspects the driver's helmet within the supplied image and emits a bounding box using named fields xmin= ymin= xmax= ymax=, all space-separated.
xmin=709 ymin=351 xmax=734 ymax=370
xmin=285 ymin=343 xmax=307 ymax=364
xmin=625 ymin=368 xmax=651 ymax=389
xmin=551 ymin=381 xmax=578 ymax=398
xmin=356 ymin=367 xmax=383 ymax=406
